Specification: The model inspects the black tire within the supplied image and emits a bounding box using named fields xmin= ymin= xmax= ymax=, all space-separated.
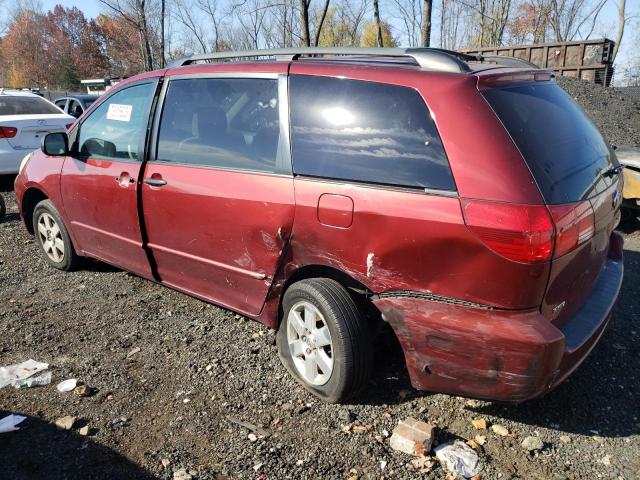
xmin=277 ymin=278 xmax=373 ymax=403
xmin=0 ymin=195 xmax=5 ymax=218
xmin=32 ymin=199 xmax=80 ymax=271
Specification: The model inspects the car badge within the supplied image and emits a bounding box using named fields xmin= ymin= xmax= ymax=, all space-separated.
xmin=37 ymin=119 xmax=46 ymax=125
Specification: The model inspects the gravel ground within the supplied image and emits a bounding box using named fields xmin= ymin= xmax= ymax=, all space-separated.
xmin=1 ymin=80 xmax=639 ymax=480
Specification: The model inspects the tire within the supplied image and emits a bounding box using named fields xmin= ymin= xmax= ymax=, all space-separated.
xmin=0 ymin=195 xmax=5 ymax=218
xmin=277 ymin=278 xmax=373 ymax=403
xmin=32 ymin=199 xmax=80 ymax=271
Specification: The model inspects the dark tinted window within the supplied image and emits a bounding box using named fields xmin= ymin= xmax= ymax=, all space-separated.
xmin=157 ymin=78 xmax=287 ymax=174
xmin=290 ymin=76 xmax=455 ymax=191
xmin=78 ymin=83 xmax=154 ymax=161
xmin=0 ymin=95 xmax=62 ymax=115
xmin=482 ymin=82 xmax=617 ymax=204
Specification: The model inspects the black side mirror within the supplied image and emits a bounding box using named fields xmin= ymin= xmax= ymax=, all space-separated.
xmin=41 ymin=132 xmax=69 ymax=156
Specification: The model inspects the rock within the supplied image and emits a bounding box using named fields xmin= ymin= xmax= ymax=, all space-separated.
xmin=78 ymin=425 xmax=90 ymax=436
xmin=74 ymin=385 xmax=92 ymax=397
xmin=248 ymin=433 xmax=258 ymax=442
xmin=475 ymin=435 xmax=486 ymax=445
xmin=54 ymin=416 xmax=76 ymax=430
xmin=126 ymin=346 xmax=141 ymax=358
xmin=338 ymin=408 xmax=356 ymax=424
xmin=522 ymin=436 xmax=544 ymax=452
xmin=173 ymin=468 xmax=192 ymax=480
xmin=601 ymin=454 xmax=611 ymax=466
xmin=161 ymin=458 xmax=171 ymax=468
xmin=111 ymin=416 xmax=128 ymax=427
xmin=471 ymin=418 xmax=487 ymax=429
xmin=560 ymin=435 xmax=572 ymax=443
xmin=491 ymin=424 xmax=509 ymax=436
xmin=389 ymin=417 xmax=434 ymax=456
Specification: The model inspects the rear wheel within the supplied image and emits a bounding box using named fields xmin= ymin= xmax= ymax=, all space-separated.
xmin=0 ymin=195 xmax=5 ymax=218
xmin=277 ymin=278 xmax=373 ymax=403
xmin=32 ymin=200 xmax=79 ymax=271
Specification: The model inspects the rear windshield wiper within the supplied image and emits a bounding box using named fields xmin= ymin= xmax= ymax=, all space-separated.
xmin=602 ymin=165 xmax=624 ymax=178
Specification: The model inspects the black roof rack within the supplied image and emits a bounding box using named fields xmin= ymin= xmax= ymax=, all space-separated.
xmin=167 ymin=47 xmax=539 ymax=73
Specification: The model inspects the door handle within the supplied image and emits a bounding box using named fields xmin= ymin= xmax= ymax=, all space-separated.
xmin=115 ymin=172 xmax=135 ymax=186
xmin=144 ymin=178 xmax=167 ymax=187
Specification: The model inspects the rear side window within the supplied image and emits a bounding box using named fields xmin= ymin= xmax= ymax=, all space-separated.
xmin=482 ymin=82 xmax=617 ymax=204
xmin=0 ymin=96 xmax=62 ymax=115
xmin=156 ymin=78 xmax=287 ymax=174
xmin=289 ymin=76 xmax=455 ymax=191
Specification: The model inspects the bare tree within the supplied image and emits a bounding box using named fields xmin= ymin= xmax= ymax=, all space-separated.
xmin=420 ymin=0 xmax=433 ymax=46
xmin=611 ymin=0 xmax=626 ymax=63
xmin=99 ymin=0 xmax=155 ymax=71
xmin=390 ymin=0 xmax=422 ymax=46
xmin=373 ymin=0 xmax=384 ymax=46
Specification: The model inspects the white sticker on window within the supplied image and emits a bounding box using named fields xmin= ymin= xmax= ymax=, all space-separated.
xmin=106 ymin=103 xmax=133 ymax=122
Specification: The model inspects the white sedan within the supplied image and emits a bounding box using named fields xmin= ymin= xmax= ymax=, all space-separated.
xmin=0 ymin=90 xmax=74 ymax=174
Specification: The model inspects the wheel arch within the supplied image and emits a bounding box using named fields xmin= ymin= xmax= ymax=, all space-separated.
xmin=22 ymin=187 xmax=49 ymax=234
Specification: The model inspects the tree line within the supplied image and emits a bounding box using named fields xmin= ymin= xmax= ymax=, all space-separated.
xmin=0 ymin=0 xmax=631 ymax=90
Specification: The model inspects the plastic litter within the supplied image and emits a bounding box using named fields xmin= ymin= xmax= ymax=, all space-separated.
xmin=56 ymin=379 xmax=78 ymax=392
xmin=0 ymin=359 xmax=49 ymax=389
xmin=434 ymin=440 xmax=481 ymax=478
xmin=0 ymin=414 xmax=27 ymax=433
xmin=14 ymin=371 xmax=52 ymax=389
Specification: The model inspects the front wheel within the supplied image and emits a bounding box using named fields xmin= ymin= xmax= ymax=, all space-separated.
xmin=277 ymin=278 xmax=373 ymax=403
xmin=32 ymin=199 xmax=80 ymax=271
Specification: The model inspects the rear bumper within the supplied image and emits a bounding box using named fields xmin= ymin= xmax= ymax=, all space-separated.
xmin=373 ymin=256 xmax=623 ymax=402
xmin=0 ymin=147 xmax=29 ymax=174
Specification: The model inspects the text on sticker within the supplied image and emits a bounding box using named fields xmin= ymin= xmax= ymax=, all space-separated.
xmin=107 ymin=103 xmax=133 ymax=122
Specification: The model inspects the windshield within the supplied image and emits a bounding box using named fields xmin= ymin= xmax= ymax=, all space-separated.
xmin=0 ymin=95 xmax=63 ymax=115
xmin=481 ymin=82 xmax=618 ymax=204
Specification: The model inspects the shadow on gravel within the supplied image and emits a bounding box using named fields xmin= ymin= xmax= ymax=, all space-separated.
xmin=0 ymin=412 xmax=156 ymax=480
xmin=618 ymin=211 xmax=640 ymax=233
xmin=468 ymin=248 xmax=640 ymax=439
xmin=0 ymin=174 xmax=16 ymax=192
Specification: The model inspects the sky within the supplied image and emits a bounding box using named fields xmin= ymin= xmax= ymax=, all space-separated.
xmin=40 ymin=0 xmax=637 ymax=76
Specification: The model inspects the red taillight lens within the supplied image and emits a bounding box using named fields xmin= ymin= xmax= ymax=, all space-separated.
xmin=461 ymin=199 xmax=554 ymax=263
xmin=65 ymin=123 xmax=74 ymax=130
xmin=548 ymin=201 xmax=594 ymax=258
xmin=0 ymin=126 xmax=18 ymax=139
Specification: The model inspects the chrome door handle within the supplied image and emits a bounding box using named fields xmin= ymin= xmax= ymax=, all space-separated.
xmin=144 ymin=178 xmax=167 ymax=187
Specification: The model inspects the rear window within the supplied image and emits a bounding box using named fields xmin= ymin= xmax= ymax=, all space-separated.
xmin=290 ymin=76 xmax=456 ymax=191
xmin=0 ymin=95 xmax=62 ymax=115
xmin=482 ymin=82 xmax=617 ymax=204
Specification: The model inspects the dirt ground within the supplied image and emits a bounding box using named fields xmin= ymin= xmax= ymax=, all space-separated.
xmin=1 ymin=178 xmax=639 ymax=480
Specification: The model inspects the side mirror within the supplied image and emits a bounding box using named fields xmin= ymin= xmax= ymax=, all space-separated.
xmin=41 ymin=132 xmax=69 ymax=156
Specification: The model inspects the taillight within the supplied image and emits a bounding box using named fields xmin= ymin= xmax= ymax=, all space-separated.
xmin=0 ymin=126 xmax=18 ymax=139
xmin=548 ymin=201 xmax=594 ymax=258
xmin=461 ymin=199 xmax=554 ymax=263
xmin=65 ymin=123 xmax=74 ymax=130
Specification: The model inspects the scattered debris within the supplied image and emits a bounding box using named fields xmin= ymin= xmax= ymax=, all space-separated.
xmin=560 ymin=435 xmax=572 ymax=444
xmin=74 ymin=385 xmax=92 ymax=397
xmin=111 ymin=416 xmax=128 ymax=428
xmin=0 ymin=414 xmax=27 ymax=433
xmin=173 ymin=468 xmax=192 ymax=480
xmin=248 ymin=433 xmax=258 ymax=442
xmin=471 ymin=418 xmax=487 ymax=430
xmin=226 ymin=416 xmax=270 ymax=437
xmin=474 ymin=435 xmax=487 ymax=446
xmin=435 ymin=440 xmax=481 ymax=478
xmin=126 ymin=347 xmax=141 ymax=358
xmin=601 ymin=454 xmax=611 ymax=466
xmin=410 ymin=456 xmax=434 ymax=473
xmin=389 ymin=417 xmax=434 ymax=456
xmin=0 ymin=359 xmax=49 ymax=388
xmin=79 ymin=425 xmax=90 ymax=436
xmin=56 ymin=379 xmax=78 ymax=393
xmin=14 ymin=371 xmax=51 ymax=389
xmin=161 ymin=459 xmax=171 ymax=469
xmin=380 ymin=460 xmax=387 ymax=471
xmin=54 ymin=416 xmax=76 ymax=431
xmin=341 ymin=423 xmax=373 ymax=434
xmin=521 ymin=435 xmax=544 ymax=452
xmin=491 ymin=424 xmax=510 ymax=436
xmin=466 ymin=399 xmax=480 ymax=407
xmin=252 ymin=462 xmax=263 ymax=472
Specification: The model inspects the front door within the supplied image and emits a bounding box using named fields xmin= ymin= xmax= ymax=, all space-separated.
xmin=61 ymin=81 xmax=157 ymax=278
xmin=141 ymin=74 xmax=294 ymax=315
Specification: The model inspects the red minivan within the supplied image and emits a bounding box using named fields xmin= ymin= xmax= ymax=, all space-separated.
xmin=14 ymin=48 xmax=624 ymax=403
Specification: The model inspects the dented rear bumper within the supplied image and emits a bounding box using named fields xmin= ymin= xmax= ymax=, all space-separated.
xmin=373 ymin=257 xmax=623 ymax=402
